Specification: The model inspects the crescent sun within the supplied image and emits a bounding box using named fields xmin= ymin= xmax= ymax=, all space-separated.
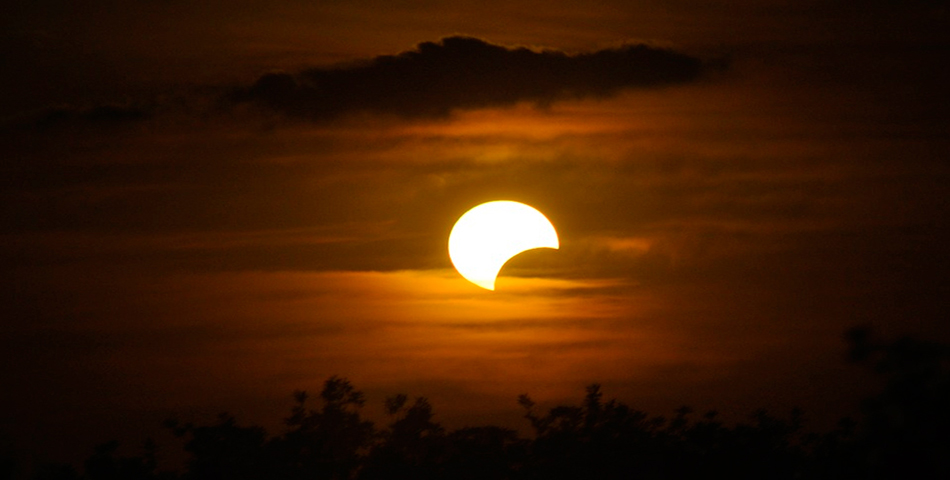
xmin=448 ymin=200 xmax=559 ymax=291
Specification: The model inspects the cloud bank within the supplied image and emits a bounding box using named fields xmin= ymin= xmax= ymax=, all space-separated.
xmin=231 ymin=36 xmax=706 ymax=120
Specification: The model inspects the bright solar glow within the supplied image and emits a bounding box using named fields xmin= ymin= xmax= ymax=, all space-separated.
xmin=448 ymin=200 xmax=559 ymax=290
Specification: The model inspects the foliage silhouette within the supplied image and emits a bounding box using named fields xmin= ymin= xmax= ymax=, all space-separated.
xmin=26 ymin=329 xmax=950 ymax=480
xmin=1 ymin=440 xmax=17 ymax=480
xmin=273 ymin=378 xmax=375 ymax=480
xmin=842 ymin=327 xmax=950 ymax=479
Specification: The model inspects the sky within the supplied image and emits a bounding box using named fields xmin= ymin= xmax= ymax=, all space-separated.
xmin=2 ymin=0 xmax=949 ymax=469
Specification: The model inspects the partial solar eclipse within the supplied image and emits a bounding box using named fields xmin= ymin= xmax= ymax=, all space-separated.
xmin=448 ymin=201 xmax=559 ymax=290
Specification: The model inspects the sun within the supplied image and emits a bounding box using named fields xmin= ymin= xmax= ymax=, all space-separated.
xmin=448 ymin=201 xmax=559 ymax=290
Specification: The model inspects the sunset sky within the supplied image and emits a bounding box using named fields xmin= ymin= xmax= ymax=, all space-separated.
xmin=2 ymin=0 xmax=949 ymax=468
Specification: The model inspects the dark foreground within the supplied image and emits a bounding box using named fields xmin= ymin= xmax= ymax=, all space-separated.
xmin=10 ymin=328 xmax=949 ymax=480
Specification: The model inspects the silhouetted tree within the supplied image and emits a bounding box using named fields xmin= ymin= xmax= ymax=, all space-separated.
xmin=269 ymin=377 xmax=375 ymax=480
xmin=519 ymin=385 xmax=814 ymax=479
xmin=167 ymin=414 xmax=268 ymax=480
xmin=519 ymin=384 xmax=674 ymax=479
xmin=28 ymin=439 xmax=172 ymax=480
xmin=844 ymin=326 xmax=950 ymax=479
xmin=440 ymin=426 xmax=526 ymax=480
xmin=360 ymin=396 xmax=446 ymax=480
xmin=30 ymin=463 xmax=79 ymax=480
xmin=0 ymin=440 xmax=16 ymax=480
xmin=29 ymin=330 xmax=950 ymax=479
xmin=82 ymin=440 xmax=162 ymax=480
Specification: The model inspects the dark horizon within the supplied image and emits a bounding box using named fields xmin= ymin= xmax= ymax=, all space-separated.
xmin=9 ymin=327 xmax=950 ymax=479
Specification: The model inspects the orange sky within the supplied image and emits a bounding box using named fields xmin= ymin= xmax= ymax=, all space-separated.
xmin=2 ymin=0 xmax=949 ymax=469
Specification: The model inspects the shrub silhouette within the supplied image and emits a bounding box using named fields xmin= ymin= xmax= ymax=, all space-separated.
xmin=272 ymin=377 xmax=375 ymax=480
xmin=843 ymin=327 xmax=950 ymax=479
xmin=360 ymin=396 xmax=446 ymax=480
xmin=27 ymin=328 xmax=950 ymax=479
xmin=168 ymin=414 xmax=268 ymax=480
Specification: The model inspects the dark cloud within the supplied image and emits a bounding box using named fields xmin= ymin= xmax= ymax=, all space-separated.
xmin=230 ymin=36 xmax=706 ymax=120
xmin=40 ymin=104 xmax=150 ymax=125
xmin=2 ymin=103 xmax=152 ymax=132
